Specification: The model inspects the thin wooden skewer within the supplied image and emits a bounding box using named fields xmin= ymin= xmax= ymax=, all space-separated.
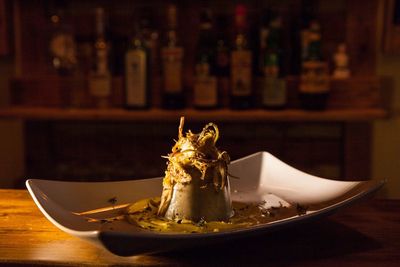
xmin=73 ymin=203 xmax=130 ymax=216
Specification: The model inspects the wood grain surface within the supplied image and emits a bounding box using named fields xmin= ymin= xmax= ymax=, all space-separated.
xmin=0 ymin=189 xmax=399 ymax=266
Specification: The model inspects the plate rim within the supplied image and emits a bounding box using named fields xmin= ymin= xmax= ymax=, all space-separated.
xmin=25 ymin=152 xmax=386 ymax=240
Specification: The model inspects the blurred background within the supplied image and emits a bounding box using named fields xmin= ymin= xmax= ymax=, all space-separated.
xmin=0 ymin=0 xmax=398 ymax=198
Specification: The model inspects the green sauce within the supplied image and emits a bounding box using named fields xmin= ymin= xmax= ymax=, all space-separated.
xmin=125 ymin=197 xmax=300 ymax=234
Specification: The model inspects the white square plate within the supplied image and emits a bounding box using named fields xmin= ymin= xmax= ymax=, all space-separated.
xmin=26 ymin=152 xmax=384 ymax=256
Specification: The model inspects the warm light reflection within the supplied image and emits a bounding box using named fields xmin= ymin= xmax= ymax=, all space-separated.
xmin=27 ymin=233 xmax=165 ymax=265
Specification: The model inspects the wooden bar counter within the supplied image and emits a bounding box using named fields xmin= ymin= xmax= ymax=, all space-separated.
xmin=0 ymin=189 xmax=399 ymax=266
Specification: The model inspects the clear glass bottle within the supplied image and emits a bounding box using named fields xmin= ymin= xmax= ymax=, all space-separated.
xmin=48 ymin=8 xmax=77 ymax=76
xmin=88 ymin=7 xmax=112 ymax=109
xmin=125 ymin=23 xmax=150 ymax=109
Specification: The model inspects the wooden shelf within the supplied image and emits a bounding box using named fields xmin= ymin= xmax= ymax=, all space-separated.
xmin=0 ymin=107 xmax=388 ymax=122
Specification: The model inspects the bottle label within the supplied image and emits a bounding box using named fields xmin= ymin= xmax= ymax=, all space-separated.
xmin=194 ymin=76 xmax=217 ymax=107
xmin=262 ymin=77 xmax=286 ymax=107
xmin=88 ymin=72 xmax=111 ymax=97
xmin=259 ymin=28 xmax=268 ymax=50
xmin=96 ymin=48 xmax=108 ymax=75
xmin=300 ymin=61 xmax=330 ymax=93
xmin=264 ymin=53 xmax=279 ymax=77
xmin=125 ymin=49 xmax=147 ymax=106
xmin=231 ymin=50 xmax=252 ymax=96
xmin=50 ymin=33 xmax=76 ymax=60
xmin=161 ymin=47 xmax=183 ymax=93
xmin=217 ymin=50 xmax=229 ymax=69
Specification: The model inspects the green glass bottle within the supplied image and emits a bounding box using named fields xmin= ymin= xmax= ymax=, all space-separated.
xmin=193 ymin=9 xmax=218 ymax=109
xmin=261 ymin=14 xmax=287 ymax=109
xmin=230 ymin=5 xmax=253 ymax=109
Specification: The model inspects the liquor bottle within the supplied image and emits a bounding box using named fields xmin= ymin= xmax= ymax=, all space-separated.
xmin=109 ymin=27 xmax=126 ymax=78
xmin=332 ymin=43 xmax=350 ymax=79
xmin=215 ymin=15 xmax=230 ymax=108
xmin=138 ymin=8 xmax=160 ymax=107
xmin=124 ymin=23 xmax=150 ymax=109
xmin=260 ymin=13 xmax=287 ymax=109
xmin=138 ymin=8 xmax=159 ymax=73
xmin=48 ymin=7 xmax=77 ymax=75
xmin=258 ymin=9 xmax=270 ymax=76
xmin=88 ymin=7 xmax=112 ymax=108
xmin=161 ymin=4 xmax=184 ymax=109
xmin=230 ymin=5 xmax=253 ymax=109
xmin=193 ymin=9 xmax=218 ymax=109
xmin=299 ymin=18 xmax=330 ymax=110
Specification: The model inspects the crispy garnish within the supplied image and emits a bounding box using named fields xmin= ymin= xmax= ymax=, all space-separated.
xmin=158 ymin=117 xmax=230 ymax=216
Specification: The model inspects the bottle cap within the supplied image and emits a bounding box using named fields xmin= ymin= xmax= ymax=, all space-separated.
xmin=95 ymin=7 xmax=105 ymax=35
xmin=235 ymin=4 xmax=247 ymax=28
xmin=166 ymin=4 xmax=177 ymax=28
xmin=235 ymin=5 xmax=247 ymax=16
xmin=199 ymin=9 xmax=212 ymax=29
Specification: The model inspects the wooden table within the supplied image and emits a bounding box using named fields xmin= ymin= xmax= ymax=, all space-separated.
xmin=0 ymin=189 xmax=399 ymax=266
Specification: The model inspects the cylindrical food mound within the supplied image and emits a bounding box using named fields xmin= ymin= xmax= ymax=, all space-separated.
xmin=157 ymin=117 xmax=233 ymax=222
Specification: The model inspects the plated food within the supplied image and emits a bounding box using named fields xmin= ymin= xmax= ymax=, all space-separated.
xmin=125 ymin=117 xmax=303 ymax=233
xmin=158 ymin=116 xmax=232 ymax=222
xmin=26 ymin=147 xmax=384 ymax=255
